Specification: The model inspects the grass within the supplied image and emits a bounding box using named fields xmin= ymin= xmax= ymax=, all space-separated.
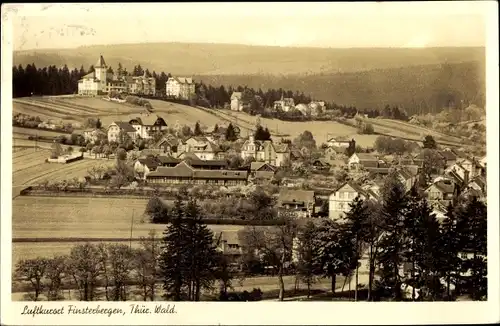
xmin=13 ymin=126 xmax=70 ymax=137
xmin=12 ymin=196 xmax=246 ymax=240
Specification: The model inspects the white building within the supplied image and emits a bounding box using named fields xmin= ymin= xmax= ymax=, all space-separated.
xmin=78 ymin=55 xmax=156 ymax=96
xmin=230 ymin=92 xmax=243 ymax=111
xmin=166 ymin=77 xmax=195 ymax=100
xmin=328 ymin=181 xmax=378 ymax=221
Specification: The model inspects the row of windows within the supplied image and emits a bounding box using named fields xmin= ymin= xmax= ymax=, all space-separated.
xmin=147 ymin=177 xmax=246 ymax=186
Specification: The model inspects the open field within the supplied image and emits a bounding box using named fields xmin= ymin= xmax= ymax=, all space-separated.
xmin=13 ymin=126 xmax=70 ymax=138
xmin=367 ymin=118 xmax=466 ymax=146
xmin=12 ymin=196 xmax=246 ymax=240
xmin=13 ymin=157 xmax=115 ymax=186
xmin=12 ymin=96 xmax=467 ymax=149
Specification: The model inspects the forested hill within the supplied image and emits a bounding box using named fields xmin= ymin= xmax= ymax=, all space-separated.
xmin=196 ymin=61 xmax=485 ymax=115
xmin=14 ymin=43 xmax=484 ymax=75
xmin=13 ymin=43 xmax=485 ymax=114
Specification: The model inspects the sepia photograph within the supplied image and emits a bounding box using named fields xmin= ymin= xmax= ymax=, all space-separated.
xmin=1 ymin=2 xmax=499 ymax=323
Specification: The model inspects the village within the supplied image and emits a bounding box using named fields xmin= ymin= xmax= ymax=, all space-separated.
xmin=11 ymin=54 xmax=488 ymax=302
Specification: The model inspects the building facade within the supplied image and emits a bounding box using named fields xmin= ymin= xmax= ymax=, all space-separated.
xmin=165 ymin=77 xmax=195 ymax=100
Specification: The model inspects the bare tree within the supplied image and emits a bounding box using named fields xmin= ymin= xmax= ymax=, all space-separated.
xmin=67 ymin=243 xmax=102 ymax=301
xmin=133 ymin=231 xmax=161 ymax=301
xmin=107 ymin=244 xmax=135 ymax=301
xmin=240 ymin=210 xmax=297 ymax=301
xmin=45 ymin=256 xmax=68 ymax=301
xmin=15 ymin=258 xmax=49 ymax=301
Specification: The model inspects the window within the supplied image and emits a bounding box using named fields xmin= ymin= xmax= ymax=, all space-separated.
xmin=460 ymin=252 xmax=468 ymax=259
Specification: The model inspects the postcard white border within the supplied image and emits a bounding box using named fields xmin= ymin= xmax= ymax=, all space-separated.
xmin=1 ymin=2 xmax=499 ymax=325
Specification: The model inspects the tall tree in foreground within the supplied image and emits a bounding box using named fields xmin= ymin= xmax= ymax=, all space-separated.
xmin=456 ymin=197 xmax=487 ymax=300
xmin=184 ymin=198 xmax=219 ymax=301
xmin=377 ymin=173 xmax=410 ymax=300
xmin=295 ymin=221 xmax=320 ymax=298
xmin=160 ymin=197 xmax=189 ymax=300
xmin=67 ymin=243 xmax=102 ymax=301
xmin=438 ymin=203 xmax=461 ymax=300
xmin=343 ymin=196 xmax=370 ymax=301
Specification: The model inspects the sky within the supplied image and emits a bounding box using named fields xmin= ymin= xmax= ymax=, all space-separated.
xmin=7 ymin=2 xmax=489 ymax=51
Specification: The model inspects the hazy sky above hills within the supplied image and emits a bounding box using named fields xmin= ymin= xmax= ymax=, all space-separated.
xmin=8 ymin=2 xmax=489 ymax=51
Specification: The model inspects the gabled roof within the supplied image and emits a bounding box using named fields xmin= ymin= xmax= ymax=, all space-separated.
xmin=335 ymin=181 xmax=368 ymax=197
xmin=428 ymin=180 xmax=455 ymax=194
xmin=111 ymin=121 xmax=136 ymax=133
xmin=155 ymin=136 xmax=179 ymax=148
xmin=130 ymin=115 xmax=165 ymax=126
xmin=274 ymin=143 xmax=289 ymax=153
xmin=80 ymin=71 xmax=97 ymax=81
xmin=328 ymin=136 xmax=350 ymax=143
xmin=278 ymin=189 xmax=315 ymax=206
xmin=352 ymin=153 xmax=379 ymax=161
xmin=250 ymin=162 xmax=277 ymax=172
xmin=469 ymin=175 xmax=486 ymax=189
xmin=169 ymin=76 xmax=193 ymax=84
xmin=147 ymin=161 xmax=194 ymax=178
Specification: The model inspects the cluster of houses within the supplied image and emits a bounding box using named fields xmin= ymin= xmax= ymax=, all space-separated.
xmin=230 ymin=92 xmax=326 ymax=117
xmin=78 ymin=55 xmax=196 ymax=100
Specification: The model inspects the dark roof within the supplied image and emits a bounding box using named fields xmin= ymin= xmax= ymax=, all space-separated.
xmin=250 ymin=162 xmax=277 ymax=172
xmin=355 ymin=153 xmax=378 ymax=161
xmin=366 ymin=167 xmax=391 ymax=175
xmin=157 ymin=156 xmax=181 ymax=165
xmin=193 ymin=169 xmax=247 ymax=180
xmin=470 ymin=176 xmax=486 ymax=189
xmin=254 ymin=171 xmax=275 ymax=179
xmin=112 ymin=121 xmax=136 ymax=133
xmin=335 ymin=181 xmax=368 ymax=197
xmin=278 ymin=189 xmax=315 ymax=206
xmin=96 ymin=55 xmax=107 ymax=68
xmin=138 ymin=157 xmax=161 ymax=170
xmin=439 ymin=150 xmax=457 ymax=161
xmin=188 ymin=159 xmax=228 ymax=168
xmin=360 ymin=160 xmax=380 ymax=168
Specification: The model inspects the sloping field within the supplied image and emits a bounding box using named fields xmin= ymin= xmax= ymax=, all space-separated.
xmin=210 ymin=109 xmax=379 ymax=147
xmin=12 ymin=196 xmax=246 ymax=240
xmin=12 ymin=158 xmax=114 ymax=186
xmin=367 ymin=118 xmax=466 ymax=145
xmin=13 ymin=126 xmax=70 ymax=138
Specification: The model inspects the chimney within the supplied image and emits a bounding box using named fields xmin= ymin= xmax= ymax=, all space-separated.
xmin=463 ymin=170 xmax=469 ymax=188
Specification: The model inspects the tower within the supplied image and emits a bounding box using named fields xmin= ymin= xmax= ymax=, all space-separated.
xmin=94 ymin=54 xmax=107 ymax=93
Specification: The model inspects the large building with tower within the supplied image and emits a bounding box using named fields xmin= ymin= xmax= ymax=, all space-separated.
xmin=78 ymin=55 xmax=156 ymax=96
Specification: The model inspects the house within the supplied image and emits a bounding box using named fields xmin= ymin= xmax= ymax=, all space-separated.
xmin=308 ymin=101 xmax=325 ymax=117
xmin=290 ymin=149 xmax=303 ymax=161
xmin=214 ymin=231 xmax=243 ymax=265
xmin=348 ymin=153 xmax=383 ymax=170
xmin=186 ymin=159 xmax=228 ymax=170
xmin=78 ymin=55 xmax=108 ymax=96
xmin=230 ymin=92 xmax=244 ymax=111
xmin=295 ymin=104 xmax=309 ymax=116
xmin=327 ymin=137 xmax=352 ymax=148
xmin=277 ymin=189 xmax=315 ymax=218
xmin=146 ymin=161 xmax=248 ymax=186
xmin=273 ymin=95 xmax=295 ymax=112
xmin=328 ymin=181 xmax=378 ymax=221
xmin=445 ymin=162 xmax=469 ymax=185
xmin=123 ymin=73 xmax=156 ymax=96
xmin=311 ymin=158 xmax=331 ymax=170
xmin=425 ymin=180 xmax=456 ymax=203
xmin=240 ymin=136 xmax=290 ymax=167
xmin=249 ymin=162 xmax=276 ymax=181
xmin=78 ymin=55 xmax=156 ymax=96
xmin=394 ymin=168 xmax=418 ymax=193
xmin=456 ymin=157 xmax=482 ymax=179
xmin=107 ymin=121 xmax=137 ymax=142
xmin=438 ymin=150 xmax=458 ymax=168
xmin=82 ymin=128 xmax=106 ymax=144
xmin=134 ymin=157 xmax=162 ymax=179
xmin=165 ymin=77 xmax=195 ymax=100
xmin=128 ymin=114 xmax=168 ymax=139
xmin=181 ymin=136 xmax=221 ymax=160
xmin=153 ymin=135 xmax=180 ymax=155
